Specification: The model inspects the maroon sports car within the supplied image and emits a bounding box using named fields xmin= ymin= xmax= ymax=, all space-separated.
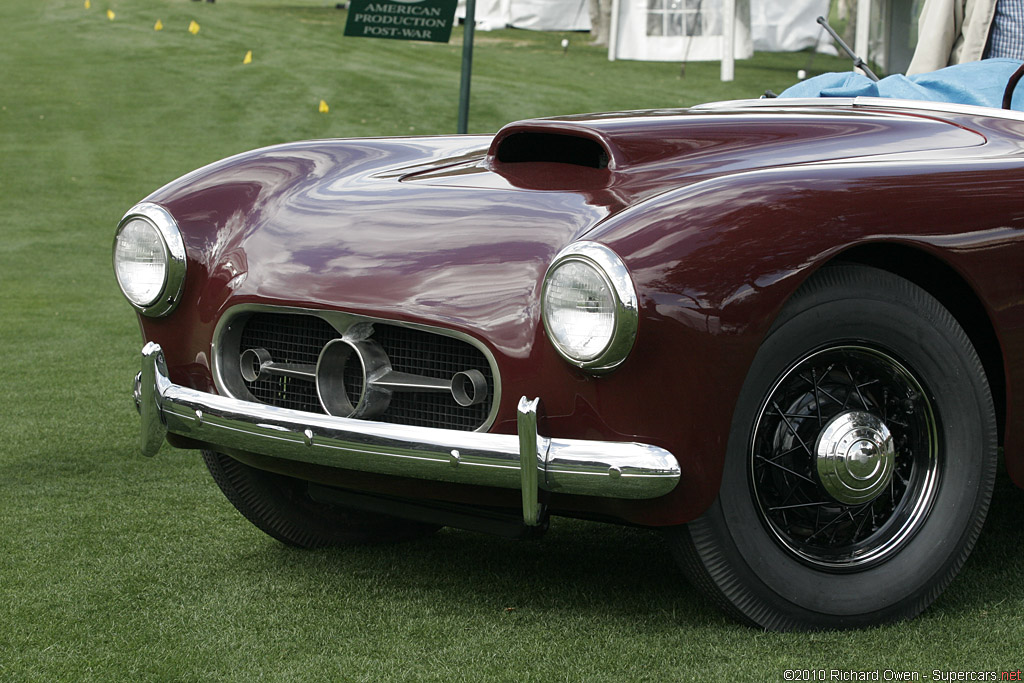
xmin=114 ymin=95 xmax=1024 ymax=630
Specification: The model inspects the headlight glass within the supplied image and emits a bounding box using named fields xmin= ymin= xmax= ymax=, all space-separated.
xmin=113 ymin=203 xmax=187 ymax=317
xmin=114 ymin=218 xmax=168 ymax=307
xmin=541 ymin=242 xmax=638 ymax=373
xmin=543 ymin=260 xmax=616 ymax=361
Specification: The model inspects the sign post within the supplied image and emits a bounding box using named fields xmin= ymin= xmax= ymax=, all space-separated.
xmin=457 ymin=0 xmax=475 ymax=133
xmin=343 ymin=0 xmax=475 ymax=133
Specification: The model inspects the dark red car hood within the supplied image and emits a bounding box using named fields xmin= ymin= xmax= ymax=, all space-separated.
xmin=146 ymin=102 xmax=985 ymax=357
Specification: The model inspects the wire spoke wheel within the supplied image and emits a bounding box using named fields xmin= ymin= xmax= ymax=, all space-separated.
xmin=669 ymin=264 xmax=997 ymax=630
xmin=751 ymin=345 xmax=939 ymax=569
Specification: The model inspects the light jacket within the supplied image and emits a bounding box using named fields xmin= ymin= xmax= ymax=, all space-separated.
xmin=908 ymin=0 xmax=998 ymax=74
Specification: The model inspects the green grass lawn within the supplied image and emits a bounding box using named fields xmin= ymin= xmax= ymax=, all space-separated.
xmin=2 ymin=0 xmax=1023 ymax=679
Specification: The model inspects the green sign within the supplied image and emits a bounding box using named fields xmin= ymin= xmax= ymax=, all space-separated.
xmin=345 ymin=0 xmax=458 ymax=43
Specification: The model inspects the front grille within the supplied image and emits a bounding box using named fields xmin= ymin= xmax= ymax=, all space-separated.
xmin=232 ymin=311 xmax=496 ymax=432
xmin=372 ymin=324 xmax=493 ymax=430
xmin=239 ymin=314 xmax=336 ymax=414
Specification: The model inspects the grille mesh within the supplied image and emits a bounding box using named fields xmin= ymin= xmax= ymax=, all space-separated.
xmin=239 ymin=314 xmax=336 ymax=414
xmin=236 ymin=312 xmax=495 ymax=431
xmin=373 ymin=324 xmax=494 ymax=431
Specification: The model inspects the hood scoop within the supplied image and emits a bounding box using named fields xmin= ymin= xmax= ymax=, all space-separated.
xmin=492 ymin=131 xmax=610 ymax=169
xmin=487 ymin=115 xmax=697 ymax=173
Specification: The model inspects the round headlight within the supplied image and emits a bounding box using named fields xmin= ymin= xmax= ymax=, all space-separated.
xmin=115 ymin=218 xmax=167 ymax=307
xmin=543 ymin=260 xmax=616 ymax=361
xmin=113 ymin=203 xmax=186 ymax=317
xmin=541 ymin=242 xmax=638 ymax=373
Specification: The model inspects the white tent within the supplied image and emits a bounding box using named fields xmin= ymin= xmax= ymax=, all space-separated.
xmin=457 ymin=0 xmax=848 ymax=82
xmin=510 ymin=0 xmax=590 ymax=31
xmin=751 ymin=0 xmax=836 ymax=53
xmin=455 ymin=0 xmax=509 ymax=31
xmin=609 ymin=0 xmax=752 ymax=79
xmin=456 ymin=0 xmax=591 ymax=32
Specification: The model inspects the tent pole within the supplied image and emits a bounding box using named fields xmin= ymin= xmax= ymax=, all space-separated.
xmin=608 ymin=0 xmax=620 ymax=61
xmin=855 ymin=0 xmax=871 ymax=77
xmin=721 ymin=0 xmax=735 ymax=81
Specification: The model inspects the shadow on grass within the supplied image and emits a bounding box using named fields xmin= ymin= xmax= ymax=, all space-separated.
xmin=934 ymin=466 xmax=1024 ymax=614
xmin=232 ymin=515 xmax=716 ymax=625
xmin=209 ymin=466 xmax=1024 ymax=630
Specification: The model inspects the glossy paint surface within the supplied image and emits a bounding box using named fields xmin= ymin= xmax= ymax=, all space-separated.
xmin=136 ymin=100 xmax=1024 ymax=526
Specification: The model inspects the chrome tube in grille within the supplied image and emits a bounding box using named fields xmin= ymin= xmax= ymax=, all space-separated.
xmin=225 ymin=311 xmax=497 ymax=432
xmin=240 ymin=314 xmax=335 ymax=413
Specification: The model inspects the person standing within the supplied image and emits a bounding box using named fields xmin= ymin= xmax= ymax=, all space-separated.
xmin=908 ymin=0 xmax=1024 ymax=74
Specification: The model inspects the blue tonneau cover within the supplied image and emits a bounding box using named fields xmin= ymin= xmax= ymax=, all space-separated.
xmin=780 ymin=59 xmax=1024 ymax=110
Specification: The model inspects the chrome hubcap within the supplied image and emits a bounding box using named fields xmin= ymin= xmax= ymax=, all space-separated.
xmin=815 ymin=411 xmax=895 ymax=504
xmin=750 ymin=345 xmax=939 ymax=569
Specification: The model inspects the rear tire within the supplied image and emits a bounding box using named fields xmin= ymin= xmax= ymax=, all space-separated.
xmin=669 ymin=264 xmax=997 ymax=630
xmin=202 ymin=450 xmax=439 ymax=548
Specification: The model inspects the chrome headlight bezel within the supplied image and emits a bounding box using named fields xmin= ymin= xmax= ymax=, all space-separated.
xmin=113 ymin=202 xmax=187 ymax=318
xmin=541 ymin=241 xmax=638 ymax=373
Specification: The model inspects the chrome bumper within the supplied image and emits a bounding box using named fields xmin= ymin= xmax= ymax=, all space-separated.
xmin=135 ymin=342 xmax=680 ymax=524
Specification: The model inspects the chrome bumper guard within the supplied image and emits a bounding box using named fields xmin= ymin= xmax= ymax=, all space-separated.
xmin=135 ymin=342 xmax=681 ymax=525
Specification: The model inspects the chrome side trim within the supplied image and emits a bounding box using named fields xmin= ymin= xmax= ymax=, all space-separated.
xmin=692 ymin=97 xmax=858 ymax=110
xmin=851 ymin=96 xmax=1024 ymax=120
xmin=693 ymin=96 xmax=1024 ymax=122
xmin=137 ymin=342 xmax=680 ymax=501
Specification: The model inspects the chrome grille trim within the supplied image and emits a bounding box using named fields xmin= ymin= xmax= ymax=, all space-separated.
xmin=212 ymin=305 xmax=501 ymax=433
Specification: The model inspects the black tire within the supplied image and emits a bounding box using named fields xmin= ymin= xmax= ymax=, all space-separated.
xmin=669 ymin=264 xmax=997 ymax=630
xmin=202 ymin=450 xmax=439 ymax=548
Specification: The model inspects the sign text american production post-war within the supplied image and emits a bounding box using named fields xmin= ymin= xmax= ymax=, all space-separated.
xmin=344 ymin=0 xmax=459 ymax=43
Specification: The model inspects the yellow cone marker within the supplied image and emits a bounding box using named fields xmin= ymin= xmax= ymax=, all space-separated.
xmin=84 ymin=0 xmax=90 ymax=8
xmin=188 ymin=20 xmax=200 ymax=35
xmin=243 ymin=50 xmax=252 ymax=64
xmin=106 ymin=8 xmax=115 ymax=20
xmin=318 ymin=100 xmax=329 ymax=114
xmin=154 ymin=19 xmax=163 ymax=31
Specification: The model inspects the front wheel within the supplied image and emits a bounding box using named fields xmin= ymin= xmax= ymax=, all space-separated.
xmin=202 ymin=450 xmax=439 ymax=548
xmin=669 ymin=264 xmax=997 ymax=630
